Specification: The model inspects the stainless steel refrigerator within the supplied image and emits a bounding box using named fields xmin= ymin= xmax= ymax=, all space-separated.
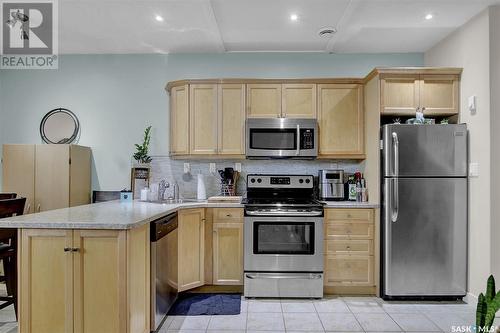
xmin=381 ymin=124 xmax=467 ymax=299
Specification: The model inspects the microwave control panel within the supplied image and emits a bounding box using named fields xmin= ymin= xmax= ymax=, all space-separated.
xmin=300 ymin=129 xmax=314 ymax=149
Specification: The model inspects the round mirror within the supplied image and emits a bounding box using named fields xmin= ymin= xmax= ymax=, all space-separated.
xmin=40 ymin=108 xmax=80 ymax=144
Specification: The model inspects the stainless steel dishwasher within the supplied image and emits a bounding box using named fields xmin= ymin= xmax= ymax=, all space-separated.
xmin=151 ymin=212 xmax=178 ymax=332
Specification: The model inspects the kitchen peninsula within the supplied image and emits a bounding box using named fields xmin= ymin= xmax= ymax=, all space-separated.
xmin=0 ymin=199 xmax=377 ymax=333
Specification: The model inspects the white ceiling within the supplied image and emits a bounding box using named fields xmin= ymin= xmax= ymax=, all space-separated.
xmin=59 ymin=0 xmax=500 ymax=54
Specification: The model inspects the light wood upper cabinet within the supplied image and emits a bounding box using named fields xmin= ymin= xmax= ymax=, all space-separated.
xmin=189 ymin=84 xmax=218 ymax=155
xmin=317 ymin=84 xmax=364 ymax=158
xmin=20 ymin=229 xmax=74 ymax=333
xmin=218 ymin=84 xmax=246 ymax=155
xmin=2 ymin=144 xmax=91 ymax=213
xmin=282 ymin=84 xmax=317 ymax=118
xmin=170 ymin=84 xmax=189 ymax=155
xmin=19 ymin=225 xmax=150 ymax=333
xmin=2 ymin=144 xmax=35 ymax=214
xmin=419 ymin=75 xmax=459 ymax=115
xmin=178 ymin=208 xmax=205 ymax=291
xmin=247 ymin=84 xmax=282 ymax=118
xmin=380 ymin=74 xmax=420 ymax=115
xmin=380 ymin=74 xmax=460 ymax=116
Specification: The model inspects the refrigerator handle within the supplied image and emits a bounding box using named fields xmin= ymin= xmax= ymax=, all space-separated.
xmin=392 ymin=132 xmax=399 ymax=176
xmin=391 ymin=178 xmax=399 ymax=222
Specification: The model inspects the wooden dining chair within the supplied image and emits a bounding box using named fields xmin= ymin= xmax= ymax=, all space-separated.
xmin=0 ymin=193 xmax=16 ymax=200
xmin=0 ymin=197 xmax=26 ymax=319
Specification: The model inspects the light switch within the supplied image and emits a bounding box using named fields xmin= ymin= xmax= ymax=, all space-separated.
xmin=469 ymin=162 xmax=479 ymax=177
xmin=468 ymin=95 xmax=477 ymax=115
xmin=183 ymin=163 xmax=191 ymax=174
xmin=235 ymin=163 xmax=242 ymax=172
xmin=209 ymin=163 xmax=216 ymax=174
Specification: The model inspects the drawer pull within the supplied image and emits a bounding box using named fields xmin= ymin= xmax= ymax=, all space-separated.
xmin=346 ymin=246 xmax=351 ymax=250
xmin=226 ymin=214 xmax=232 ymax=217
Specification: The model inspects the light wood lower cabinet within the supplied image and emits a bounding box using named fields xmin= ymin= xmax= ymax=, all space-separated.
xmin=213 ymin=222 xmax=243 ymax=285
xmin=19 ymin=225 xmax=150 ymax=333
xmin=324 ymin=208 xmax=375 ymax=292
xmin=178 ymin=208 xmax=205 ymax=291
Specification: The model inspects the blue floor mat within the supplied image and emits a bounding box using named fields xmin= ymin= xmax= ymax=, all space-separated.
xmin=168 ymin=293 xmax=241 ymax=316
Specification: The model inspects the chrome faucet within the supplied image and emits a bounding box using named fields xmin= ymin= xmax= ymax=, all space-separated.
xmin=158 ymin=180 xmax=169 ymax=201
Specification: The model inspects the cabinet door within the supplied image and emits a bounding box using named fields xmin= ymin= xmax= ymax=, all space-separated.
xmin=178 ymin=208 xmax=205 ymax=291
xmin=247 ymin=84 xmax=282 ymax=118
xmin=213 ymin=222 xmax=243 ymax=285
xmin=218 ymin=84 xmax=246 ymax=155
xmin=380 ymin=75 xmax=420 ymax=115
xmin=35 ymin=145 xmax=70 ymax=212
xmin=69 ymin=145 xmax=91 ymax=207
xmin=170 ymin=85 xmax=189 ymax=155
xmin=20 ymin=229 xmax=73 ymax=333
xmin=73 ymin=230 xmax=127 ymax=333
xmin=2 ymin=144 xmax=35 ymax=214
xmin=282 ymin=84 xmax=317 ymax=118
xmin=190 ymin=84 xmax=218 ymax=154
xmin=324 ymin=255 xmax=374 ymax=286
xmin=317 ymin=84 xmax=364 ymax=158
xmin=419 ymin=75 xmax=459 ymax=115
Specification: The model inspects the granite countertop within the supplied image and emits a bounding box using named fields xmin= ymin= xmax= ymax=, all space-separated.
xmin=320 ymin=201 xmax=380 ymax=208
xmin=0 ymin=200 xmax=244 ymax=230
xmin=0 ymin=199 xmax=379 ymax=230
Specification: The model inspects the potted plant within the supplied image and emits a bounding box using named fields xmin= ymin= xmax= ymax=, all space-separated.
xmin=133 ymin=126 xmax=153 ymax=166
xmin=476 ymin=275 xmax=500 ymax=332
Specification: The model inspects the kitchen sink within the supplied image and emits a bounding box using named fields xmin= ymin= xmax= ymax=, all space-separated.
xmin=152 ymin=198 xmax=203 ymax=204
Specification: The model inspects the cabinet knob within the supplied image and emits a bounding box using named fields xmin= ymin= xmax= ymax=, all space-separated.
xmin=346 ymin=246 xmax=351 ymax=250
xmin=72 ymin=248 xmax=80 ymax=252
xmin=226 ymin=214 xmax=232 ymax=217
xmin=64 ymin=247 xmax=72 ymax=252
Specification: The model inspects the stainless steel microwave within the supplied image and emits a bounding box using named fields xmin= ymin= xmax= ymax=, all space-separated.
xmin=246 ymin=118 xmax=318 ymax=159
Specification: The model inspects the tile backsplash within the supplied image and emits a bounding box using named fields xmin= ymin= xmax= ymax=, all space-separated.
xmin=149 ymin=156 xmax=364 ymax=199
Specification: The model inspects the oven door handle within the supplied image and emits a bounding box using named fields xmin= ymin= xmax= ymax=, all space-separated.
xmin=245 ymin=273 xmax=322 ymax=280
xmin=296 ymin=124 xmax=300 ymax=156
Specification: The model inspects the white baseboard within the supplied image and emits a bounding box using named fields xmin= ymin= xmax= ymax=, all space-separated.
xmin=464 ymin=292 xmax=478 ymax=305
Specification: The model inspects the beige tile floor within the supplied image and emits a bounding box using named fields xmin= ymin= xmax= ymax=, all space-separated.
xmin=0 ymin=295 xmax=498 ymax=333
xmin=158 ymin=296 xmax=500 ymax=333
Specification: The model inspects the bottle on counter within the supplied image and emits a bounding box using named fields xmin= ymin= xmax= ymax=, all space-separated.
xmin=361 ymin=178 xmax=368 ymax=202
xmin=356 ymin=175 xmax=362 ymax=202
xmin=348 ymin=175 xmax=357 ymax=201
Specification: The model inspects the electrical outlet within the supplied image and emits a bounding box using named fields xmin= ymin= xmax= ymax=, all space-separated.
xmin=209 ymin=163 xmax=216 ymax=174
xmin=235 ymin=163 xmax=242 ymax=172
xmin=183 ymin=163 xmax=191 ymax=174
xmin=468 ymin=95 xmax=477 ymax=115
xmin=469 ymin=162 xmax=479 ymax=177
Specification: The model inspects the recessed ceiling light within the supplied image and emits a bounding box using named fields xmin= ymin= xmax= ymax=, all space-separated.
xmin=290 ymin=14 xmax=298 ymax=21
xmin=155 ymin=15 xmax=164 ymax=22
xmin=425 ymin=14 xmax=433 ymax=20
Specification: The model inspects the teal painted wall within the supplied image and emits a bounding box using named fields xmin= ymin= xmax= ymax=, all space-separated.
xmin=0 ymin=53 xmax=423 ymax=190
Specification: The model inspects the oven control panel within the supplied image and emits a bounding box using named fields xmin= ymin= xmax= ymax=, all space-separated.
xmin=247 ymin=175 xmax=313 ymax=188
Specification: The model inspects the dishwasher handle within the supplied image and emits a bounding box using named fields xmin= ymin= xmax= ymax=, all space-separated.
xmin=151 ymin=213 xmax=178 ymax=242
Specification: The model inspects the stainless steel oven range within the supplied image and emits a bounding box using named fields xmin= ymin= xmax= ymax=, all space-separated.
xmin=243 ymin=174 xmax=324 ymax=298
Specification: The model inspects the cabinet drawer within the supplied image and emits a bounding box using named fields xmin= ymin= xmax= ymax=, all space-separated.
xmin=325 ymin=240 xmax=373 ymax=255
xmin=214 ymin=208 xmax=243 ymax=221
xmin=325 ymin=222 xmax=374 ymax=240
xmin=324 ymin=255 xmax=374 ymax=286
xmin=326 ymin=209 xmax=373 ymax=221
